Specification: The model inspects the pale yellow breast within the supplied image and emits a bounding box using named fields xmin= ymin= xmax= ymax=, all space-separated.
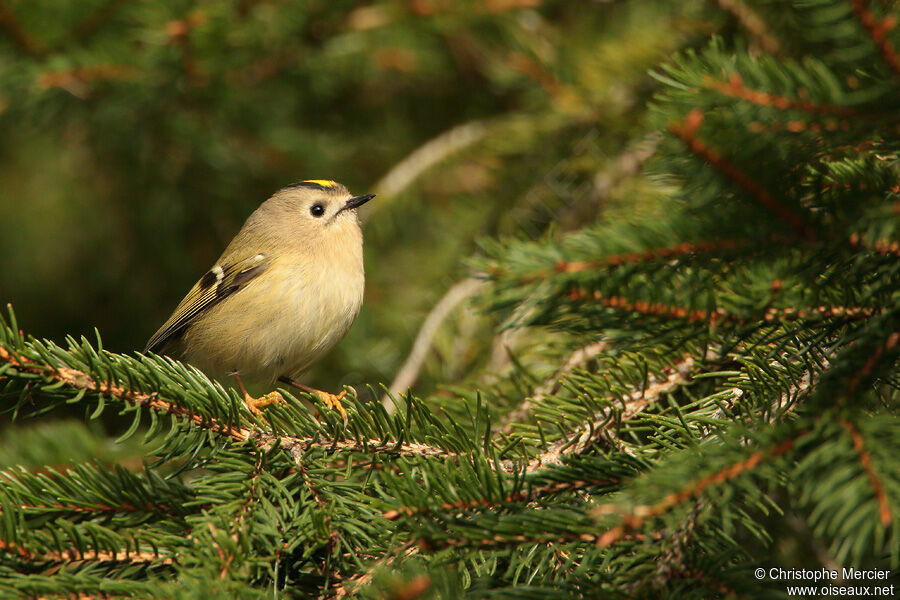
xmin=183 ymin=233 xmax=365 ymax=383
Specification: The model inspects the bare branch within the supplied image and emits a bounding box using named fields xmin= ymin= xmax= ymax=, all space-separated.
xmin=368 ymin=121 xmax=487 ymax=213
xmin=382 ymin=278 xmax=484 ymax=413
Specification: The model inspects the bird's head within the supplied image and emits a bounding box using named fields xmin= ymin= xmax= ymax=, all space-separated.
xmin=263 ymin=179 xmax=375 ymax=248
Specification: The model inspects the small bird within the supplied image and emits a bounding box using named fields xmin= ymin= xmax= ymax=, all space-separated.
xmin=145 ymin=180 xmax=374 ymax=421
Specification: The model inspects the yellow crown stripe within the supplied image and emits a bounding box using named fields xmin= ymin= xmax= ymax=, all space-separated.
xmin=303 ymin=179 xmax=339 ymax=188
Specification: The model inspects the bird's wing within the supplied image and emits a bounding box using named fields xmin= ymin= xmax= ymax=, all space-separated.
xmin=144 ymin=253 xmax=270 ymax=353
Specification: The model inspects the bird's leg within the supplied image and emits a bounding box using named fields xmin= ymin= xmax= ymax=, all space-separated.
xmin=233 ymin=372 xmax=284 ymax=416
xmin=278 ymin=376 xmax=349 ymax=424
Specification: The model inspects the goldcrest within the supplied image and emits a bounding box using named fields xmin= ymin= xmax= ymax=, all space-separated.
xmin=145 ymin=179 xmax=374 ymax=418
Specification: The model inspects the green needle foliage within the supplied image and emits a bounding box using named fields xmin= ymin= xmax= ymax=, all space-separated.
xmin=1 ymin=0 xmax=899 ymax=598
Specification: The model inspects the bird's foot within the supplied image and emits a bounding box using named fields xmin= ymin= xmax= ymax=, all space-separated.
xmin=244 ymin=390 xmax=285 ymax=417
xmin=316 ymin=389 xmax=348 ymax=425
xmin=277 ymin=377 xmax=351 ymax=425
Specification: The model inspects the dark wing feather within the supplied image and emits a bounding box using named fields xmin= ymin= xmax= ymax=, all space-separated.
xmin=144 ymin=254 xmax=269 ymax=353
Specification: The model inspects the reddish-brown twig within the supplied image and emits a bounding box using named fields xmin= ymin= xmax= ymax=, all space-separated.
xmin=849 ymin=0 xmax=900 ymax=78
xmin=418 ymin=434 xmax=800 ymax=550
xmin=846 ymin=331 xmax=900 ymax=398
xmin=839 ymin=418 xmax=892 ymax=527
xmin=707 ymin=74 xmax=855 ymax=116
xmin=492 ymin=240 xmax=742 ymax=284
xmin=384 ymin=477 xmax=619 ymax=521
xmin=669 ymin=109 xmax=814 ymax=240
xmin=565 ymin=289 xmax=877 ymax=326
xmin=588 ymin=434 xmax=800 ymax=548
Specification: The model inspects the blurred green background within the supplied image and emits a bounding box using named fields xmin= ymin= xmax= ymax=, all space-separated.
xmin=0 ymin=0 xmax=709 ymax=398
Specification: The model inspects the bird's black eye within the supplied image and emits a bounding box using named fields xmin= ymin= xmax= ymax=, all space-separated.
xmin=310 ymin=203 xmax=325 ymax=217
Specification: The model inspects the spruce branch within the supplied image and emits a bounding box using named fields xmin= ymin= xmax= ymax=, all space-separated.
xmin=586 ymin=433 xmax=802 ymax=549
xmin=564 ymin=289 xmax=878 ymax=326
xmin=498 ymin=340 xmax=610 ymax=434
xmin=416 ymin=430 xmax=803 ymax=551
xmin=414 ymin=517 xmax=661 ymax=549
xmin=0 ymin=464 xmax=190 ymax=518
xmin=0 ymin=346 xmax=247 ymax=442
xmin=668 ymin=109 xmax=814 ymax=239
xmin=526 ymin=354 xmax=696 ymax=471
xmin=838 ymin=418 xmax=893 ymax=527
xmin=0 ymin=504 xmax=181 ymax=568
xmin=793 ymin=414 xmax=900 ymax=565
xmin=490 ymin=240 xmax=743 ymax=284
xmin=1 ymin=577 xmax=165 ymax=600
xmin=565 ymin=290 xmax=717 ymax=324
xmin=6 ymin=498 xmax=175 ymax=516
xmin=0 ymin=336 xmax=461 ymax=463
xmin=845 ymin=330 xmax=900 ymax=398
xmin=849 ymin=0 xmax=900 ymax=77
xmin=275 ymin=431 xmax=457 ymax=462
xmin=716 ymin=351 xmax=822 ymax=422
xmin=383 ymin=477 xmax=619 ymax=521
xmin=2 ymin=545 xmax=174 ymax=567
xmin=706 ymin=73 xmax=856 ymax=116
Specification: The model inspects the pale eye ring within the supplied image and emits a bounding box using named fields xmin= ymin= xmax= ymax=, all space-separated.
xmin=310 ymin=203 xmax=325 ymax=217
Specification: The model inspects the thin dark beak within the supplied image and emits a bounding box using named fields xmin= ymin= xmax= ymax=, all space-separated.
xmin=341 ymin=193 xmax=375 ymax=212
